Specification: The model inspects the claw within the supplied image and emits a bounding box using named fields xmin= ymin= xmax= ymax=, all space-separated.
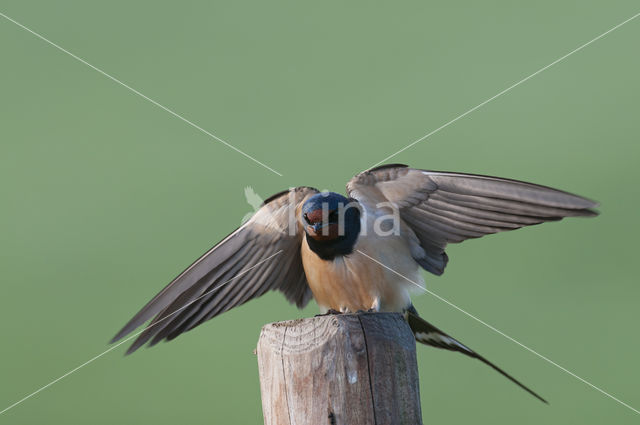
xmin=315 ymin=308 xmax=343 ymax=317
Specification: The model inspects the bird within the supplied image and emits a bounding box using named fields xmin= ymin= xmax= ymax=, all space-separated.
xmin=111 ymin=164 xmax=598 ymax=403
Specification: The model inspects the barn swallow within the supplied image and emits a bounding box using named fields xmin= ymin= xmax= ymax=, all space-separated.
xmin=112 ymin=164 xmax=598 ymax=403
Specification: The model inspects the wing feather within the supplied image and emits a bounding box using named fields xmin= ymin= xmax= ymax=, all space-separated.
xmin=112 ymin=186 xmax=319 ymax=353
xmin=145 ymin=245 xmax=271 ymax=348
xmin=347 ymin=165 xmax=597 ymax=276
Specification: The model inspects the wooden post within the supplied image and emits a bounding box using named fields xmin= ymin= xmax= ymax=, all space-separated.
xmin=256 ymin=312 xmax=422 ymax=425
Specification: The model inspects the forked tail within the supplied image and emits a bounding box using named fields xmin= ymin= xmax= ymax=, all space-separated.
xmin=404 ymin=306 xmax=547 ymax=404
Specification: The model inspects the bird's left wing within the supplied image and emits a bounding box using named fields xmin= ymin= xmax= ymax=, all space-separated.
xmin=111 ymin=186 xmax=319 ymax=353
xmin=347 ymin=164 xmax=598 ymax=276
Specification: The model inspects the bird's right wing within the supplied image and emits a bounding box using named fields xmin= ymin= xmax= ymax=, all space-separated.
xmin=111 ymin=186 xmax=319 ymax=353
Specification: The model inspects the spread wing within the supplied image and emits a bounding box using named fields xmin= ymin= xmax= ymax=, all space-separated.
xmin=111 ymin=186 xmax=319 ymax=353
xmin=347 ymin=164 xmax=598 ymax=276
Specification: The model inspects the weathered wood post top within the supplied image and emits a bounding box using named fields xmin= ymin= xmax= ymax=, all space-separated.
xmin=256 ymin=312 xmax=422 ymax=425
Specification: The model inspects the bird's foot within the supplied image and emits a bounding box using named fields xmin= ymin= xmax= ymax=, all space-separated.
xmin=355 ymin=308 xmax=378 ymax=314
xmin=315 ymin=308 xmax=343 ymax=317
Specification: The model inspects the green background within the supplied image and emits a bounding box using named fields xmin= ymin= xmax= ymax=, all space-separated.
xmin=1 ymin=1 xmax=639 ymax=424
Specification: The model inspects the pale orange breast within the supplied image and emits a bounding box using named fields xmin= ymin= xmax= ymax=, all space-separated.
xmin=300 ymin=230 xmax=420 ymax=313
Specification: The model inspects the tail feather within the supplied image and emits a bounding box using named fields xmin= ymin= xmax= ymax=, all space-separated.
xmin=405 ymin=307 xmax=548 ymax=404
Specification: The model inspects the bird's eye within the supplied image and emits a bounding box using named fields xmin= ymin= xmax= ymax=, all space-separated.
xmin=303 ymin=213 xmax=309 ymax=223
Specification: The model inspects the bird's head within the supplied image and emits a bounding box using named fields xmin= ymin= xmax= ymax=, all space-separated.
xmin=301 ymin=192 xmax=360 ymax=244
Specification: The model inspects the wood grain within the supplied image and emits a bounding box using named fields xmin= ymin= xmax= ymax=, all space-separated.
xmin=256 ymin=313 xmax=422 ymax=425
